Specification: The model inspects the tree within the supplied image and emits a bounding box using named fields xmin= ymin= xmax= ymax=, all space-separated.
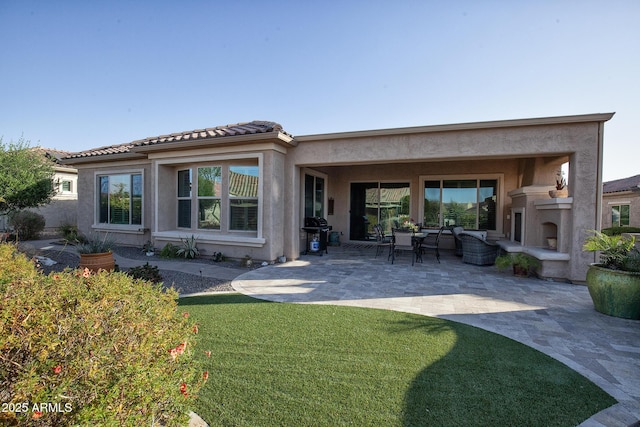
xmin=0 ymin=137 xmax=56 ymax=214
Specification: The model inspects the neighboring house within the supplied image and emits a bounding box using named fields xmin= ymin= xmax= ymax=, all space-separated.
xmin=34 ymin=149 xmax=79 ymax=232
xmin=601 ymin=174 xmax=640 ymax=229
xmin=0 ymin=149 xmax=78 ymax=232
xmin=60 ymin=113 xmax=614 ymax=282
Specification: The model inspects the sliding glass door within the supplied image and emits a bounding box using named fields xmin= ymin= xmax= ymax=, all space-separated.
xmin=350 ymin=182 xmax=410 ymax=240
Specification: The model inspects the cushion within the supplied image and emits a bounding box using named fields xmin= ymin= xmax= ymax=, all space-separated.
xmin=459 ymin=230 xmax=487 ymax=240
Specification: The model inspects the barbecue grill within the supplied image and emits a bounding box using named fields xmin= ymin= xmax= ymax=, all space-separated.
xmin=302 ymin=217 xmax=332 ymax=255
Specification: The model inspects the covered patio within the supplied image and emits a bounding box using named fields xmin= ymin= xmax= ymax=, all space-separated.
xmin=233 ymin=243 xmax=640 ymax=425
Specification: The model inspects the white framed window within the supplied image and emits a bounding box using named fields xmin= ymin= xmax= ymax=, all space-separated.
xmin=177 ymin=169 xmax=192 ymax=228
xmin=229 ymin=166 xmax=259 ymax=231
xmin=197 ymin=166 xmax=222 ymax=230
xmin=173 ymin=162 xmax=260 ymax=233
xmin=612 ymin=204 xmax=630 ymax=227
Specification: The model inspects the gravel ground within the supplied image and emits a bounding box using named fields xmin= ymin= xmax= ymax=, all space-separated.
xmin=31 ymin=244 xmax=237 ymax=295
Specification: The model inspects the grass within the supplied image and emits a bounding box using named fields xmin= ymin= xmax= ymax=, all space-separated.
xmin=179 ymin=294 xmax=615 ymax=427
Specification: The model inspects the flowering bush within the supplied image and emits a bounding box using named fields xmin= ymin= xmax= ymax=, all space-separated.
xmin=0 ymin=243 xmax=206 ymax=426
xmin=401 ymin=220 xmax=419 ymax=232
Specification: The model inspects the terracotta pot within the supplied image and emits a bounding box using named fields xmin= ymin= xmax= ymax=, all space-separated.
xmin=586 ymin=265 xmax=640 ymax=320
xmin=79 ymin=252 xmax=115 ymax=273
xmin=513 ymin=265 xmax=529 ymax=277
xmin=549 ymin=189 xmax=568 ymax=198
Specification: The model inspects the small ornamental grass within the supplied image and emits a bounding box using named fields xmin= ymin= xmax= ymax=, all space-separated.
xmin=0 ymin=243 xmax=206 ymax=426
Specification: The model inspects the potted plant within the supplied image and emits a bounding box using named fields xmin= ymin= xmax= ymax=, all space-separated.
xmin=495 ymin=253 xmax=540 ymax=277
xmin=143 ymin=240 xmax=155 ymax=256
xmin=583 ymin=230 xmax=640 ymax=319
xmin=77 ymin=232 xmax=116 ymax=273
xmin=549 ymin=171 xmax=568 ymax=198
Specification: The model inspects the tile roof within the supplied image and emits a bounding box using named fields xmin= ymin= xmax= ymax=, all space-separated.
xmin=63 ymin=121 xmax=288 ymax=160
xmin=603 ymin=174 xmax=640 ymax=194
xmin=29 ymin=147 xmax=75 ymax=165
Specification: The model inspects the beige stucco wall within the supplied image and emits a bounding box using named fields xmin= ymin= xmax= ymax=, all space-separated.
xmin=286 ymin=118 xmax=608 ymax=282
xmin=74 ymin=143 xmax=289 ymax=261
xmin=75 ymin=160 xmax=153 ymax=247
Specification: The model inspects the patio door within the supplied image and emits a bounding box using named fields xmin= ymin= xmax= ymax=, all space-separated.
xmin=350 ymin=182 xmax=410 ymax=240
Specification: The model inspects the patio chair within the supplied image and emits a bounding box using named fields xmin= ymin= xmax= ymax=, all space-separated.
xmin=418 ymin=226 xmax=445 ymax=263
xmin=391 ymin=229 xmax=416 ymax=265
xmin=373 ymin=224 xmax=392 ymax=258
xmin=451 ymin=226 xmax=464 ymax=257
xmin=460 ymin=232 xmax=499 ymax=266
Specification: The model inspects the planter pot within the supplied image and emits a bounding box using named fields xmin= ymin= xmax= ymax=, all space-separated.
xmin=146 ymin=251 xmax=155 ymax=257
xmin=549 ymin=189 xmax=568 ymax=198
xmin=513 ymin=265 xmax=530 ymax=277
xmin=586 ymin=265 xmax=640 ymax=320
xmin=79 ymin=252 xmax=115 ymax=273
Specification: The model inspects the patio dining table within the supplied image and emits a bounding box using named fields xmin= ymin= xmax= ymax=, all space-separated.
xmin=411 ymin=232 xmax=434 ymax=263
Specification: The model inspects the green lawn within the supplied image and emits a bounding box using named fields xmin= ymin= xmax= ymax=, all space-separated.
xmin=179 ymin=294 xmax=615 ymax=426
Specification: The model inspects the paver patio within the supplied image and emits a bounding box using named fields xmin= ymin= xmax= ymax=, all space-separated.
xmin=233 ymin=244 xmax=640 ymax=427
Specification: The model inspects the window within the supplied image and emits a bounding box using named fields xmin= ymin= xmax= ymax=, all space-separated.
xmin=304 ymin=174 xmax=325 ymax=218
xmin=229 ymin=166 xmax=259 ymax=231
xmin=197 ymin=166 xmax=221 ymax=229
xmin=98 ymin=173 xmax=142 ymax=225
xmin=61 ymin=180 xmax=72 ymax=192
xmin=424 ymin=179 xmax=497 ymax=230
xmin=177 ymin=169 xmax=191 ymax=228
xmin=175 ymin=164 xmax=260 ymax=232
xmin=612 ymin=205 xmax=630 ymax=227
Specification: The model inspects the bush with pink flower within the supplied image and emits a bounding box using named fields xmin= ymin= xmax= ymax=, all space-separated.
xmin=0 ymin=243 xmax=207 ymax=426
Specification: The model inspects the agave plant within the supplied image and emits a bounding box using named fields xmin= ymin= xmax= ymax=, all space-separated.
xmin=177 ymin=235 xmax=199 ymax=259
xmin=76 ymin=232 xmax=115 ymax=254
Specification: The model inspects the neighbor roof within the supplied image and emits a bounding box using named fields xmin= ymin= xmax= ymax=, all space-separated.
xmin=603 ymin=174 xmax=640 ymax=194
xmin=63 ymin=120 xmax=289 ymax=160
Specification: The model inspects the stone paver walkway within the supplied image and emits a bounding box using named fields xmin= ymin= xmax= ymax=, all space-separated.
xmin=233 ymin=245 xmax=640 ymax=427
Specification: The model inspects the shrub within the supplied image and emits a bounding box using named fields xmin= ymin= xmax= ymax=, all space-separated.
xmin=127 ymin=262 xmax=163 ymax=284
xmin=0 ymin=243 xmax=205 ymax=426
xmin=622 ymin=248 xmax=640 ymax=273
xmin=58 ymin=223 xmax=79 ymax=242
xmin=602 ymin=226 xmax=640 ymax=236
xmin=8 ymin=210 xmax=46 ymax=240
xmin=160 ymin=243 xmax=180 ymax=259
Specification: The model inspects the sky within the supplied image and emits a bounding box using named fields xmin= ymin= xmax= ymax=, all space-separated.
xmin=1 ymin=1 xmax=638 ymax=181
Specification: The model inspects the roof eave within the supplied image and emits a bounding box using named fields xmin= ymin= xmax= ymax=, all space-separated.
xmin=296 ymin=112 xmax=616 ymax=142
xmin=131 ymin=131 xmax=296 ymax=153
xmin=59 ymin=152 xmax=147 ymax=165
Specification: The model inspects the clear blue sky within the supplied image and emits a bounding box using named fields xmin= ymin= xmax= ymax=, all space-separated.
xmin=1 ymin=1 xmax=638 ymax=181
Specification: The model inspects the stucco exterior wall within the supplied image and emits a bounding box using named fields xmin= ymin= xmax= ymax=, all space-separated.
xmin=286 ymin=118 xmax=606 ymax=282
xmin=75 ymin=160 xmax=153 ymax=247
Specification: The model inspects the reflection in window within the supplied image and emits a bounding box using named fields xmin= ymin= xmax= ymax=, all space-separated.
xmin=424 ymin=179 xmax=497 ymax=230
xmin=304 ymin=174 xmax=325 ymax=218
xmin=98 ymin=173 xmax=142 ymax=225
xmin=612 ymin=205 xmax=630 ymax=227
xmin=177 ymin=169 xmax=192 ymax=228
xmin=198 ymin=166 xmax=221 ymax=229
xmin=229 ymin=166 xmax=259 ymax=231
